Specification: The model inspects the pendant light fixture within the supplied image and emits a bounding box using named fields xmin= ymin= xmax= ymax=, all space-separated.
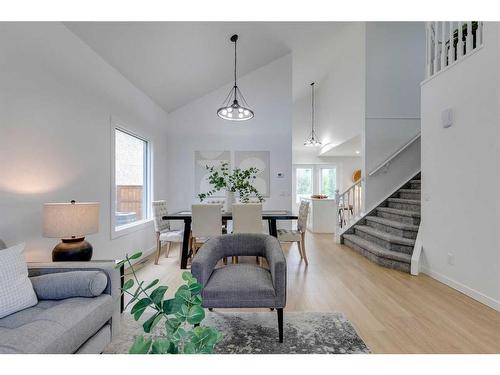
xmin=217 ymin=34 xmax=254 ymax=121
xmin=304 ymin=82 xmax=322 ymax=147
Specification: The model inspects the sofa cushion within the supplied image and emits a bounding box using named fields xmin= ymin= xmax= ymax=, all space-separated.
xmin=0 ymin=243 xmax=38 ymax=319
xmin=0 ymin=294 xmax=114 ymax=353
xmin=202 ymin=264 xmax=277 ymax=308
xmin=30 ymin=270 xmax=108 ymax=300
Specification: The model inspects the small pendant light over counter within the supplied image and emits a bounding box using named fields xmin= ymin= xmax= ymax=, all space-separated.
xmin=217 ymin=34 xmax=254 ymax=121
xmin=304 ymin=82 xmax=322 ymax=147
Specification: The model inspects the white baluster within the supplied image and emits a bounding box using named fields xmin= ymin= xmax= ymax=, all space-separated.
xmin=448 ymin=21 xmax=454 ymax=65
xmin=466 ymin=21 xmax=473 ymax=53
xmin=441 ymin=21 xmax=446 ymax=68
xmin=433 ymin=22 xmax=439 ymax=73
xmin=478 ymin=21 xmax=483 ymax=46
xmin=426 ymin=23 xmax=432 ymax=77
xmin=458 ymin=21 xmax=464 ymax=58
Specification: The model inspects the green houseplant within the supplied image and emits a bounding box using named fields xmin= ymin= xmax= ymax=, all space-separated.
xmin=198 ymin=162 xmax=264 ymax=204
xmin=116 ymin=252 xmax=222 ymax=354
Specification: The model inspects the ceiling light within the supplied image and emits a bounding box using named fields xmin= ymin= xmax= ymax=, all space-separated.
xmin=304 ymin=82 xmax=322 ymax=147
xmin=355 ymin=150 xmax=360 ymax=154
xmin=217 ymin=34 xmax=254 ymax=122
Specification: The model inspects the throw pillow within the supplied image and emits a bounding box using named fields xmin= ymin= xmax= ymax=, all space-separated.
xmin=0 ymin=243 xmax=38 ymax=318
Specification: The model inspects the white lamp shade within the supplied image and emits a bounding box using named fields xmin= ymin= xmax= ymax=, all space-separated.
xmin=43 ymin=202 xmax=99 ymax=239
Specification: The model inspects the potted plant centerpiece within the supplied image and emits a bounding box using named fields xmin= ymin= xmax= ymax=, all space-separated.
xmin=198 ymin=162 xmax=264 ymax=211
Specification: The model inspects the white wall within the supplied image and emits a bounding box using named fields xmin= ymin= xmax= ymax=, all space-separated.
xmin=363 ymin=22 xmax=425 ymax=210
xmin=420 ymin=23 xmax=500 ymax=310
xmin=165 ymin=55 xmax=293 ymax=216
xmin=293 ymin=23 xmax=365 ymax=159
xmin=0 ymin=23 xmax=170 ymax=261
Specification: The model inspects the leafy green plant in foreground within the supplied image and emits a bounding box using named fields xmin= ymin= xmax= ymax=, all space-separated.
xmin=116 ymin=252 xmax=222 ymax=354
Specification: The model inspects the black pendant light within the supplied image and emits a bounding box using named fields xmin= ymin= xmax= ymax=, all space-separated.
xmin=217 ymin=34 xmax=254 ymax=121
xmin=304 ymin=82 xmax=322 ymax=147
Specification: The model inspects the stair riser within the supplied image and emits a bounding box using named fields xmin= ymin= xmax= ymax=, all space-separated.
xmin=410 ymin=181 xmax=421 ymax=189
xmin=343 ymin=238 xmax=411 ymax=273
xmin=388 ymin=201 xmax=421 ymax=212
xmin=354 ymin=229 xmax=414 ymax=255
xmin=377 ymin=210 xmax=420 ymax=225
xmin=366 ymin=220 xmax=418 ymax=239
xmin=399 ymin=191 xmax=421 ymax=200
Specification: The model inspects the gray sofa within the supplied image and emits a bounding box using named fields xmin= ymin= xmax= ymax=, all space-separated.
xmin=191 ymin=233 xmax=287 ymax=342
xmin=0 ymin=252 xmax=121 ymax=354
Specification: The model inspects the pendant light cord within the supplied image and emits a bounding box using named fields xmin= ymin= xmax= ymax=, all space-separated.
xmin=311 ymin=82 xmax=315 ymax=136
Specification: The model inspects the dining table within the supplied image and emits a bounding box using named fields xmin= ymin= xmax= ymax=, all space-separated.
xmin=162 ymin=210 xmax=298 ymax=269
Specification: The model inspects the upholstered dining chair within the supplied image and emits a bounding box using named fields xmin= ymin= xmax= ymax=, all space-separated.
xmin=191 ymin=204 xmax=222 ymax=255
xmin=232 ymin=203 xmax=263 ymax=264
xmin=152 ymin=201 xmax=183 ymax=265
xmin=277 ymin=200 xmax=310 ymax=265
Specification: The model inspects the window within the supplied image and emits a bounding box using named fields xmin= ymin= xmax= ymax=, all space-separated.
xmin=113 ymin=128 xmax=151 ymax=232
xmin=296 ymin=167 xmax=313 ymax=203
xmin=320 ymin=167 xmax=337 ymax=197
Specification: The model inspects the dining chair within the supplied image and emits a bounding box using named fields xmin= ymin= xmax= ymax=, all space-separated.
xmin=191 ymin=204 xmax=223 ymax=255
xmin=152 ymin=200 xmax=183 ymax=265
xmin=232 ymin=203 xmax=263 ymax=264
xmin=277 ymin=200 xmax=310 ymax=265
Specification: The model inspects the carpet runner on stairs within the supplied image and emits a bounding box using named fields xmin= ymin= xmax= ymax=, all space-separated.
xmin=342 ymin=173 xmax=421 ymax=273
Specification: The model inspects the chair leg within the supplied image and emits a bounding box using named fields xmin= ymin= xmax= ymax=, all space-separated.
xmin=165 ymin=242 xmax=171 ymax=258
xmin=277 ymin=308 xmax=283 ymax=343
xmin=301 ymin=232 xmax=309 ymax=266
xmin=154 ymin=236 xmax=161 ymax=265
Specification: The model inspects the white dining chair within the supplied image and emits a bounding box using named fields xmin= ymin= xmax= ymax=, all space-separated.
xmin=152 ymin=200 xmax=183 ymax=265
xmin=232 ymin=203 xmax=263 ymax=234
xmin=232 ymin=203 xmax=263 ymax=264
xmin=277 ymin=200 xmax=310 ymax=265
xmin=191 ymin=204 xmax=222 ymax=255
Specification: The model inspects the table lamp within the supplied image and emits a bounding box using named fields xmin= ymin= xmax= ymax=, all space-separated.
xmin=43 ymin=200 xmax=99 ymax=261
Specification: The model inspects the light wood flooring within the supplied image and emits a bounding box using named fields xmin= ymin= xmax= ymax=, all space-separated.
xmin=126 ymin=232 xmax=500 ymax=354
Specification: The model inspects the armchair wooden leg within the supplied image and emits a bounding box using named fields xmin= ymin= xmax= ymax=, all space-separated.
xmin=300 ymin=232 xmax=309 ymax=266
xmin=155 ymin=236 xmax=161 ymax=265
xmin=277 ymin=308 xmax=283 ymax=343
xmin=165 ymin=242 xmax=171 ymax=258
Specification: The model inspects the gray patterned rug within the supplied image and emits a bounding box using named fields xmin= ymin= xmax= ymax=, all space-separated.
xmin=104 ymin=311 xmax=370 ymax=354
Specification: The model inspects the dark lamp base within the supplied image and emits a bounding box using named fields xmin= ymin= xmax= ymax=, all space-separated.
xmin=52 ymin=237 xmax=93 ymax=262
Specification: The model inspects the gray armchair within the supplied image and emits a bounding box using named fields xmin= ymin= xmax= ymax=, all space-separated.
xmin=191 ymin=233 xmax=287 ymax=342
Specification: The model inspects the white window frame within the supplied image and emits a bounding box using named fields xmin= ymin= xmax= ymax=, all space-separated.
xmin=293 ymin=165 xmax=315 ymax=205
xmin=318 ymin=165 xmax=338 ymax=196
xmin=110 ymin=120 xmax=153 ymax=239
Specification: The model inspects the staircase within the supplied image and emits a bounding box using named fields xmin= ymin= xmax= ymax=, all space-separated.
xmin=342 ymin=173 xmax=421 ymax=273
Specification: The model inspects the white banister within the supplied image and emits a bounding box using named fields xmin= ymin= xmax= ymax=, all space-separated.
xmin=335 ymin=179 xmax=363 ymax=242
xmin=425 ymin=21 xmax=483 ymax=79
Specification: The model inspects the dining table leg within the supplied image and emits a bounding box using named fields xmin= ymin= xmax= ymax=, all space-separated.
xmin=269 ymin=218 xmax=278 ymax=237
xmin=180 ymin=218 xmax=192 ymax=269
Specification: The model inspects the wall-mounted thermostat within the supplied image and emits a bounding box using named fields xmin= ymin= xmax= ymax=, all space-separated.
xmin=442 ymin=108 xmax=453 ymax=128
xmin=276 ymin=172 xmax=284 ymax=178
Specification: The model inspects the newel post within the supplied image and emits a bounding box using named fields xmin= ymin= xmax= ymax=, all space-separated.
xmin=335 ymin=189 xmax=341 ymax=244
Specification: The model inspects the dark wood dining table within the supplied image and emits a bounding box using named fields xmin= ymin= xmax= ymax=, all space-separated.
xmin=162 ymin=210 xmax=298 ymax=269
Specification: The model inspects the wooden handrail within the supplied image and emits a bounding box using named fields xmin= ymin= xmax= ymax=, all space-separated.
xmin=368 ymin=132 xmax=421 ymax=177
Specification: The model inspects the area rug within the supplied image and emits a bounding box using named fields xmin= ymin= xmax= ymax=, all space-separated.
xmin=104 ymin=311 xmax=370 ymax=354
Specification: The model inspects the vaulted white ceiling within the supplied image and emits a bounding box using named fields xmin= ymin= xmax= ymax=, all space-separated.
xmin=65 ymin=22 xmax=349 ymax=113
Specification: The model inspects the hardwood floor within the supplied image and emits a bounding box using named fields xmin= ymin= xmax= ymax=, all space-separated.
xmin=126 ymin=231 xmax=500 ymax=354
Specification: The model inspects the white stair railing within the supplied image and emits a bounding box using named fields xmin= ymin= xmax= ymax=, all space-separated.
xmin=335 ymin=179 xmax=363 ymax=242
xmin=426 ymin=21 xmax=483 ymax=79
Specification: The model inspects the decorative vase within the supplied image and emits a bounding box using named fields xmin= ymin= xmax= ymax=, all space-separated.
xmin=224 ymin=190 xmax=235 ymax=212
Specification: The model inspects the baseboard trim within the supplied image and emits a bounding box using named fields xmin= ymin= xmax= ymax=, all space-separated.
xmin=421 ymin=267 xmax=500 ymax=312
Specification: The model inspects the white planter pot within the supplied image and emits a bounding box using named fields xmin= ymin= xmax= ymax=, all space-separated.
xmin=224 ymin=190 xmax=235 ymax=212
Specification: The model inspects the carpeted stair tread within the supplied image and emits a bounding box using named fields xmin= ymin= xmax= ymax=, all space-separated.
xmin=398 ymin=189 xmax=421 ymax=194
xmin=387 ymin=197 xmax=421 ymax=205
xmin=365 ymin=216 xmax=419 ymax=232
xmin=377 ymin=207 xmax=421 ymax=218
xmin=343 ymin=234 xmax=411 ymax=263
xmin=354 ymin=225 xmax=416 ymax=246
